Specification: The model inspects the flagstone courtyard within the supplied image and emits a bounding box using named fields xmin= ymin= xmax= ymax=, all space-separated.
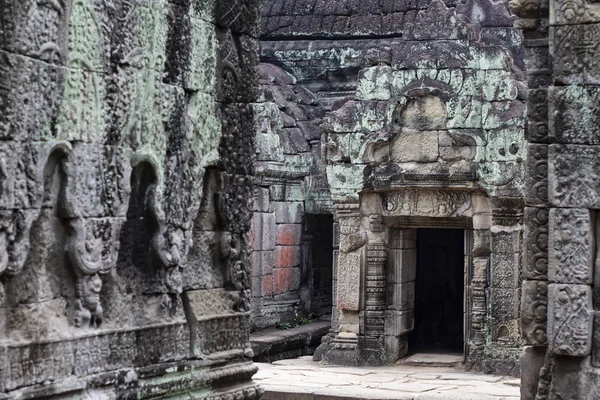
xmin=255 ymin=356 xmax=520 ymax=400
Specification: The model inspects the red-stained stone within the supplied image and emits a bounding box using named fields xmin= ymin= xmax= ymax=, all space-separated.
xmin=276 ymin=223 xmax=302 ymax=246
xmin=263 ymin=274 xmax=273 ymax=297
xmin=273 ymin=267 xmax=301 ymax=295
xmin=275 ymin=246 xmax=301 ymax=268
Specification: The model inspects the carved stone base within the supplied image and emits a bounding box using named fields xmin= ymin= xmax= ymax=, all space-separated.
xmin=321 ymin=336 xmax=360 ymax=366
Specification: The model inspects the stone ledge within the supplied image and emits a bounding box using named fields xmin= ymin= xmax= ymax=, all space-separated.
xmin=251 ymin=320 xmax=330 ymax=363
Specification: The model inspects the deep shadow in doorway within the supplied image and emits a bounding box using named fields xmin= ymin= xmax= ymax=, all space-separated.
xmin=408 ymin=228 xmax=464 ymax=353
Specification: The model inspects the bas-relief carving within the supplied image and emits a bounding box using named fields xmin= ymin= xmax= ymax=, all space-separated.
xmin=548 ymin=208 xmax=593 ymax=284
xmin=1 ymin=0 xmax=261 ymax=395
xmin=525 ymin=144 xmax=548 ymax=206
xmin=521 ymin=280 xmax=548 ymax=345
xmin=551 ymin=0 xmax=600 ymax=25
xmin=65 ymin=218 xmax=123 ymax=328
xmin=549 ymin=144 xmax=600 ymax=208
xmin=523 ymin=207 xmax=549 ymax=280
xmin=548 ymin=284 xmax=593 ymax=356
xmin=382 ymin=189 xmax=473 ymax=218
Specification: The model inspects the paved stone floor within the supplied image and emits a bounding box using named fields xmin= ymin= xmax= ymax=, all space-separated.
xmin=255 ymin=356 xmax=520 ymax=400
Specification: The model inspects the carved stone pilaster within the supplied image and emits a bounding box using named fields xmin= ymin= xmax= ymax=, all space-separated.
xmin=363 ymin=242 xmax=387 ymax=360
xmin=470 ymin=257 xmax=488 ymax=355
xmin=521 ymin=280 xmax=548 ymax=345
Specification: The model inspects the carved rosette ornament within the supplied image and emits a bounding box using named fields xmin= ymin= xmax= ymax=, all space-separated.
xmin=65 ymin=218 xmax=123 ymax=328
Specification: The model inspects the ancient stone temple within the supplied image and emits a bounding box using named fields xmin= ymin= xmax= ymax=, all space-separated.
xmin=255 ymin=0 xmax=527 ymax=374
xmin=253 ymin=0 xmax=600 ymax=396
xmin=0 ymin=0 xmax=262 ymax=398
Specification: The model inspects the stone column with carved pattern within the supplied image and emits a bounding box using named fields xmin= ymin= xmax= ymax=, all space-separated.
xmin=362 ymin=215 xmax=387 ymax=364
xmin=321 ymin=201 xmax=366 ymax=366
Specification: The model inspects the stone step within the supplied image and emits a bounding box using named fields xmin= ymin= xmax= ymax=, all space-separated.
xmin=250 ymin=320 xmax=330 ymax=362
xmin=397 ymin=353 xmax=464 ymax=368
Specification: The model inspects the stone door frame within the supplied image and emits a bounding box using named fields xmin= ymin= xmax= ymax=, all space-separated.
xmin=385 ymin=218 xmax=475 ymax=362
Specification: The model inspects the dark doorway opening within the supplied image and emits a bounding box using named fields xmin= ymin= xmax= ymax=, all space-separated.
xmin=301 ymin=214 xmax=334 ymax=317
xmin=409 ymin=228 xmax=464 ymax=352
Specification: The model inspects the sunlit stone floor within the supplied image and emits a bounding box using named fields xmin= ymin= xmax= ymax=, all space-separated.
xmin=254 ymin=356 xmax=520 ymax=400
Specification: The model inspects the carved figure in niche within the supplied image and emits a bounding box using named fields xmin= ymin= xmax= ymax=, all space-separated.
xmin=74 ymin=273 xmax=103 ymax=328
xmin=65 ymin=215 xmax=122 ymax=328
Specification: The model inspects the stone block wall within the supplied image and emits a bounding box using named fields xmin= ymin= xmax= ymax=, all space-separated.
xmin=0 ymin=0 xmax=262 ymax=398
xmin=250 ymin=63 xmax=334 ymax=330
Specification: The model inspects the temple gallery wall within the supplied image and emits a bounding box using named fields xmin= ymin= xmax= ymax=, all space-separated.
xmin=0 ymin=0 xmax=263 ymax=398
xmin=1 ymin=0 xmax=600 ymax=399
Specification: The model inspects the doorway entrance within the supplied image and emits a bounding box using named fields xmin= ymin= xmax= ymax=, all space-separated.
xmin=408 ymin=228 xmax=464 ymax=352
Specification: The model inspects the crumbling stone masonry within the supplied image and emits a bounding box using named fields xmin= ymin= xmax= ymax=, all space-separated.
xmin=0 ymin=0 xmax=262 ymax=398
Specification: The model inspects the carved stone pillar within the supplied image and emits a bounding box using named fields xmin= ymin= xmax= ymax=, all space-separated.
xmin=322 ymin=201 xmax=365 ymax=366
xmin=362 ymin=215 xmax=387 ymax=364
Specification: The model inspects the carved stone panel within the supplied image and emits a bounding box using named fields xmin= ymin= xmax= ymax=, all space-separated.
xmin=525 ymin=144 xmax=548 ymax=207
xmin=491 ymin=252 xmax=520 ymax=288
xmin=337 ymin=252 xmax=361 ymax=311
xmin=553 ymin=24 xmax=600 ymax=85
xmin=547 ymin=284 xmax=593 ymax=356
xmin=549 ymin=144 xmax=600 ymax=208
xmin=382 ymin=189 xmax=472 ymax=218
xmin=523 ymin=207 xmax=549 ymax=280
xmin=550 ymin=86 xmax=600 ymax=144
xmin=521 ymin=280 xmax=548 ymax=346
xmin=551 ymin=0 xmax=600 ymax=25
xmin=548 ymin=208 xmax=594 ymax=284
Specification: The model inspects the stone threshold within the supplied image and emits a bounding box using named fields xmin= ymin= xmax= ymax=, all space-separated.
xmin=250 ymin=320 xmax=330 ymax=363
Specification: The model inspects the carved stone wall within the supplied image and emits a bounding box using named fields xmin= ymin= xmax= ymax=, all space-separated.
xmin=0 ymin=0 xmax=262 ymax=398
xmin=512 ymin=0 xmax=600 ymax=392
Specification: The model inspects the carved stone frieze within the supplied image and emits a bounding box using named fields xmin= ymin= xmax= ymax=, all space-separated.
xmin=523 ymin=207 xmax=549 ymax=280
xmin=521 ymin=280 xmax=548 ymax=345
xmin=549 ymin=144 xmax=600 ymax=208
xmin=547 ymin=283 xmax=593 ymax=356
xmin=404 ymin=0 xmax=476 ymax=41
xmin=548 ymin=208 xmax=594 ymax=284
xmin=382 ymin=189 xmax=472 ymax=218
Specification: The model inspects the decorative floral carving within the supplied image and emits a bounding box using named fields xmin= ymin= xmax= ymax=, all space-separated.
xmin=549 ymin=145 xmax=600 ymax=208
xmin=548 ymin=208 xmax=593 ymax=284
xmin=548 ymin=284 xmax=593 ymax=356
xmin=521 ymin=280 xmax=548 ymax=345
xmin=523 ymin=207 xmax=549 ymax=279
